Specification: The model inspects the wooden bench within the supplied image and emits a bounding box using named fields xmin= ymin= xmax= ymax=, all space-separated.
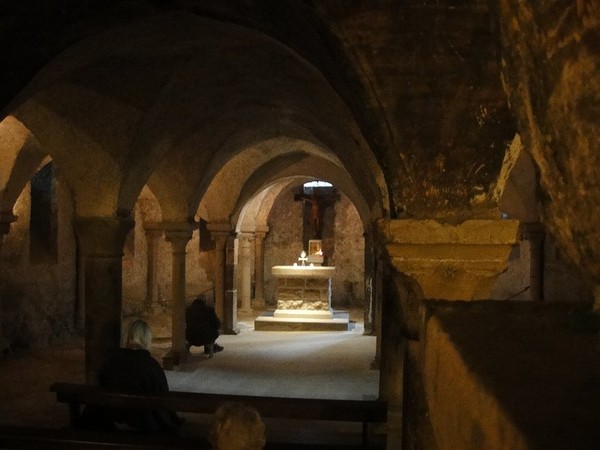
xmin=0 ymin=425 xmax=205 ymax=450
xmin=0 ymin=425 xmax=373 ymax=450
xmin=50 ymin=382 xmax=387 ymax=447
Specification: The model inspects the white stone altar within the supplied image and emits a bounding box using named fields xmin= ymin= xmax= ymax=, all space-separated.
xmin=255 ymin=264 xmax=350 ymax=331
xmin=272 ymin=265 xmax=335 ymax=319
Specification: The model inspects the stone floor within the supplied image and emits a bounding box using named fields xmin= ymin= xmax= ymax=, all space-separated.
xmin=0 ymin=308 xmax=382 ymax=446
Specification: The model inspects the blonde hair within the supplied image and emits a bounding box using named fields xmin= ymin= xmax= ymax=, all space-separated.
xmin=210 ymin=402 xmax=266 ymax=450
xmin=126 ymin=319 xmax=153 ymax=351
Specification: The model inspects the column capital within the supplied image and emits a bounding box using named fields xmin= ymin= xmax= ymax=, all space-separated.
xmin=144 ymin=228 xmax=163 ymax=240
xmin=208 ymin=222 xmax=234 ymax=246
xmin=164 ymin=233 xmax=192 ymax=255
xmin=237 ymin=231 xmax=255 ymax=242
xmin=143 ymin=222 xmax=163 ymax=233
xmin=162 ymin=222 xmax=194 ymax=249
xmin=378 ymin=218 xmax=520 ymax=300
xmin=159 ymin=221 xmax=197 ymax=233
xmin=254 ymin=231 xmax=267 ymax=240
xmin=73 ymin=216 xmax=135 ymax=257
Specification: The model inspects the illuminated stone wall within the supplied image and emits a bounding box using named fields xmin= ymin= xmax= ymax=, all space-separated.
xmin=0 ymin=175 xmax=76 ymax=348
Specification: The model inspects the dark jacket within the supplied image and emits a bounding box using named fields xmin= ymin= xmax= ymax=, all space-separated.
xmin=185 ymin=299 xmax=220 ymax=346
xmin=79 ymin=348 xmax=182 ymax=434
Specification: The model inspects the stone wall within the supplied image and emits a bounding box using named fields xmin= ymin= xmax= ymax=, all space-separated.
xmin=420 ymin=300 xmax=598 ymax=450
xmin=264 ymin=186 xmax=305 ymax=306
xmin=331 ymin=194 xmax=364 ymax=308
xmin=264 ymin=185 xmax=365 ymax=309
xmin=0 ymin=173 xmax=76 ymax=349
xmin=490 ymin=235 xmax=593 ymax=302
xmin=498 ymin=1 xmax=600 ymax=303
xmin=422 ymin=310 xmax=528 ymax=450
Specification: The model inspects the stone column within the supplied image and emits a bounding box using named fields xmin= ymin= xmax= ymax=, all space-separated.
xmin=253 ymin=228 xmax=268 ymax=309
xmin=371 ymin=253 xmax=384 ymax=370
xmin=163 ymin=224 xmax=193 ymax=365
xmin=74 ymin=242 xmax=85 ymax=333
xmin=0 ymin=212 xmax=17 ymax=257
xmin=224 ymin=232 xmax=239 ymax=334
xmin=523 ymin=222 xmax=545 ymax=302
xmin=379 ymin=265 xmax=405 ymax=450
xmin=144 ymin=225 xmax=162 ymax=311
xmin=73 ymin=216 xmax=134 ymax=384
xmin=237 ymin=232 xmax=254 ymax=314
xmin=208 ymin=224 xmax=231 ymax=324
xmin=363 ymin=231 xmax=375 ymax=335
xmin=0 ymin=212 xmax=17 ymax=355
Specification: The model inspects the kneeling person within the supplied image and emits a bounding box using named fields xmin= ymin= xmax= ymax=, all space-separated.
xmin=185 ymin=295 xmax=224 ymax=355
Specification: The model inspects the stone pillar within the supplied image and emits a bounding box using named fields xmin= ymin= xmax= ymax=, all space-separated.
xmin=0 ymin=212 xmax=17 ymax=257
xmin=363 ymin=231 xmax=375 ymax=335
xmin=144 ymin=225 xmax=162 ymax=311
xmin=379 ymin=266 xmax=405 ymax=450
xmin=237 ymin=232 xmax=254 ymax=314
xmin=224 ymin=232 xmax=239 ymax=334
xmin=74 ymin=242 xmax=85 ymax=333
xmin=371 ymin=253 xmax=384 ymax=370
xmin=0 ymin=212 xmax=17 ymax=355
xmin=524 ymin=222 xmax=545 ymax=302
xmin=73 ymin=216 xmax=134 ymax=384
xmin=208 ymin=224 xmax=231 ymax=324
xmin=253 ymin=228 xmax=268 ymax=308
xmin=163 ymin=224 xmax=193 ymax=365
xmin=379 ymin=219 xmax=520 ymax=300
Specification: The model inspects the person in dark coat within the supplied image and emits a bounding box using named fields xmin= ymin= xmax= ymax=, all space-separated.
xmin=185 ymin=295 xmax=223 ymax=354
xmin=79 ymin=320 xmax=183 ymax=434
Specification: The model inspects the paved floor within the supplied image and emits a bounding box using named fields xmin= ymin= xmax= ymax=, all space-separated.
xmin=0 ymin=309 xmax=382 ymax=446
xmin=165 ymin=311 xmax=379 ymax=400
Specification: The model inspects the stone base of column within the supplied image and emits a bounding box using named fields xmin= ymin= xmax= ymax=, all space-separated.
xmin=252 ymin=297 xmax=266 ymax=309
xmin=162 ymin=347 xmax=189 ymax=370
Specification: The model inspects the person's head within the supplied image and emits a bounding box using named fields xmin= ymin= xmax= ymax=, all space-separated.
xmin=126 ymin=319 xmax=153 ymax=351
xmin=210 ymin=402 xmax=265 ymax=450
xmin=193 ymin=295 xmax=207 ymax=306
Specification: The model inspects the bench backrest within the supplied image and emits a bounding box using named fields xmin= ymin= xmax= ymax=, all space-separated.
xmin=50 ymin=382 xmax=388 ymax=423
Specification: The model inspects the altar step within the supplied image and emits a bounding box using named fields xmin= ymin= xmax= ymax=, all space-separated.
xmin=254 ymin=310 xmax=350 ymax=331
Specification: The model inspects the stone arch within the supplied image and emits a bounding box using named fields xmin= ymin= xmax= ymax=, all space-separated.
xmin=1 ymin=8 xmax=391 ymax=381
xmin=0 ymin=116 xmax=48 ymax=217
xmin=493 ymin=134 xmax=539 ymax=223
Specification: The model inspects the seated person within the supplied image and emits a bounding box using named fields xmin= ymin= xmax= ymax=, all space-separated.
xmin=210 ymin=402 xmax=265 ymax=450
xmin=185 ymin=295 xmax=223 ymax=354
xmin=79 ymin=319 xmax=183 ymax=434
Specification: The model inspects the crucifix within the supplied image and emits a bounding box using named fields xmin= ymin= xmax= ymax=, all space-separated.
xmin=294 ymin=189 xmax=339 ymax=239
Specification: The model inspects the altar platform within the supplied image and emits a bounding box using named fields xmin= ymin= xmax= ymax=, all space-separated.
xmin=254 ymin=309 xmax=350 ymax=331
xmin=255 ymin=264 xmax=350 ymax=331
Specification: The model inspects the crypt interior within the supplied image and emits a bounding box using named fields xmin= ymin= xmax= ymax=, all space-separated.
xmin=0 ymin=1 xmax=599 ymax=449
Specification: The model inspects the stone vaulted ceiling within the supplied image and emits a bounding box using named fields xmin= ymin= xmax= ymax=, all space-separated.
xmin=0 ymin=0 xmax=516 ymax=227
